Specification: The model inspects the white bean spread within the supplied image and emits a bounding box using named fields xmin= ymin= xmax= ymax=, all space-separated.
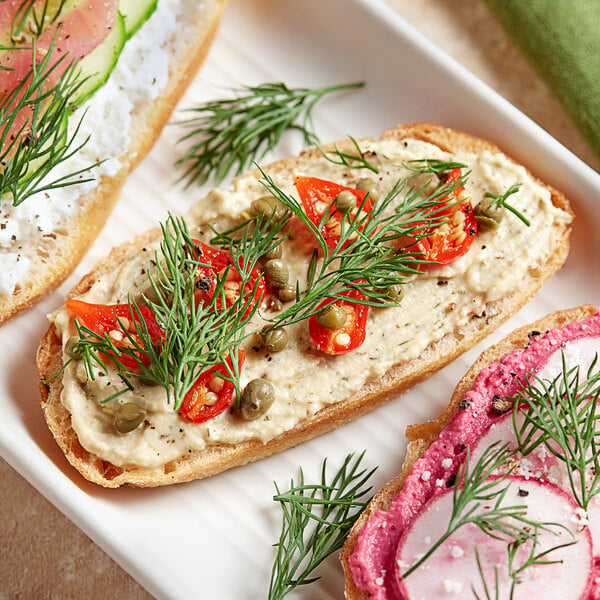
xmin=51 ymin=138 xmax=572 ymax=467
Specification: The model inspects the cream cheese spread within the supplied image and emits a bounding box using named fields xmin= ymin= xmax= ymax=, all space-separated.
xmin=50 ymin=137 xmax=572 ymax=468
xmin=0 ymin=0 xmax=200 ymax=296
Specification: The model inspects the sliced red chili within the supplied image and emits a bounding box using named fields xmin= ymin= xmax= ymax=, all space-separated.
xmin=412 ymin=168 xmax=477 ymax=264
xmin=295 ymin=176 xmax=372 ymax=247
xmin=179 ymin=351 xmax=245 ymax=423
xmin=66 ymin=299 xmax=163 ymax=371
xmin=308 ymin=284 xmax=369 ymax=355
xmin=187 ymin=239 xmax=265 ymax=318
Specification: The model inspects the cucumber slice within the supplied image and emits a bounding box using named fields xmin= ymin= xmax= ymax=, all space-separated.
xmin=72 ymin=12 xmax=126 ymax=106
xmin=119 ymin=0 xmax=158 ymax=39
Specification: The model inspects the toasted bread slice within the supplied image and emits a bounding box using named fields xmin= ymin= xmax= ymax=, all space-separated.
xmin=37 ymin=123 xmax=573 ymax=487
xmin=0 ymin=0 xmax=228 ymax=326
xmin=341 ymin=304 xmax=598 ymax=599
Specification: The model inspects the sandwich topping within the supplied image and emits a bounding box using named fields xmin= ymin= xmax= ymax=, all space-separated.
xmin=49 ymin=136 xmax=572 ymax=469
xmin=0 ymin=0 xmax=200 ymax=296
xmin=349 ymin=311 xmax=600 ymax=599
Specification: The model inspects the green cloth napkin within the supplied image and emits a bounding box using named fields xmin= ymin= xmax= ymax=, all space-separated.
xmin=484 ymin=0 xmax=600 ymax=161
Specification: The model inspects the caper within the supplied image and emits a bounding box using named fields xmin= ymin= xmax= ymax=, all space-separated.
xmin=278 ymin=284 xmax=297 ymax=303
xmin=264 ymin=258 xmax=289 ymax=289
xmin=475 ymin=215 xmax=500 ymax=231
xmin=260 ymin=327 xmax=288 ymax=353
xmin=268 ymin=296 xmax=282 ymax=312
xmin=385 ymin=284 xmax=404 ymax=302
xmin=239 ymin=379 xmax=275 ymax=420
xmin=263 ymin=243 xmax=283 ymax=261
xmin=251 ymin=195 xmax=287 ymax=222
xmin=316 ymin=303 xmax=347 ymax=331
xmin=335 ymin=190 xmax=356 ymax=212
xmin=356 ymin=177 xmax=374 ymax=191
xmin=64 ymin=336 xmax=82 ymax=359
xmin=141 ymin=283 xmax=167 ymax=305
xmin=474 ymin=197 xmax=504 ymax=231
xmin=136 ymin=374 xmax=158 ymax=387
xmin=113 ymin=402 xmax=146 ymax=433
xmin=356 ymin=177 xmax=379 ymax=203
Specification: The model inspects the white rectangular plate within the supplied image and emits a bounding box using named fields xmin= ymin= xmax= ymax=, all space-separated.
xmin=1 ymin=0 xmax=599 ymax=598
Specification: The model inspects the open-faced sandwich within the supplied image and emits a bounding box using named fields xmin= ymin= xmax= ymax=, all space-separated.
xmin=0 ymin=0 xmax=227 ymax=325
xmin=37 ymin=122 xmax=573 ymax=487
xmin=342 ymin=305 xmax=600 ymax=599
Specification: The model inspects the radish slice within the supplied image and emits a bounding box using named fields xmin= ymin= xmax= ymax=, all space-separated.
xmin=537 ymin=337 xmax=600 ymax=383
xmin=469 ymin=337 xmax=600 ymax=552
xmin=472 ymin=410 xmax=600 ymax=554
xmin=395 ymin=475 xmax=592 ymax=599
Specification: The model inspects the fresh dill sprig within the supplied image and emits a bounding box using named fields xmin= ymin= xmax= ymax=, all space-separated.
xmin=512 ymin=352 xmax=600 ymax=510
xmin=10 ymin=0 xmax=67 ymax=42
xmin=0 ymin=38 xmax=98 ymax=206
xmin=402 ymin=442 xmax=569 ymax=578
xmin=268 ymin=452 xmax=376 ymax=600
xmin=506 ymin=528 xmax=573 ymax=591
xmin=174 ymin=81 xmax=364 ymax=186
xmin=471 ymin=528 xmax=574 ymax=600
xmin=257 ymin=161 xmax=463 ymax=330
xmin=484 ymin=183 xmax=529 ymax=226
xmin=72 ymin=212 xmax=289 ymax=408
xmin=472 ymin=549 xmax=500 ymax=600
xmin=404 ymin=158 xmax=468 ymax=174
xmin=317 ymin=135 xmax=379 ymax=173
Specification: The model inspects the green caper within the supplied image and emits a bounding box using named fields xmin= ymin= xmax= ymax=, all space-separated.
xmin=316 ymin=303 xmax=347 ymax=331
xmin=141 ymin=283 xmax=166 ymax=305
xmin=385 ymin=284 xmax=404 ymax=302
xmin=268 ymin=297 xmax=283 ymax=312
xmin=263 ymin=243 xmax=283 ymax=261
xmin=278 ymin=284 xmax=297 ymax=303
xmin=251 ymin=195 xmax=287 ymax=222
xmin=264 ymin=258 xmax=289 ymax=289
xmin=475 ymin=215 xmax=500 ymax=231
xmin=335 ymin=190 xmax=356 ymax=212
xmin=260 ymin=327 xmax=289 ymax=353
xmin=64 ymin=336 xmax=82 ymax=359
xmin=113 ymin=402 xmax=146 ymax=433
xmin=474 ymin=197 xmax=504 ymax=231
xmin=136 ymin=374 xmax=158 ymax=387
xmin=356 ymin=177 xmax=379 ymax=203
xmin=239 ymin=379 xmax=275 ymax=420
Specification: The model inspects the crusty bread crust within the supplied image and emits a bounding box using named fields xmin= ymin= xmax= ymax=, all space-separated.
xmin=0 ymin=0 xmax=228 ymax=326
xmin=340 ymin=304 xmax=598 ymax=600
xmin=37 ymin=123 xmax=574 ymax=487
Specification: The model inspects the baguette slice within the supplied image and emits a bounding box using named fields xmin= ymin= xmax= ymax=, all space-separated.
xmin=0 ymin=0 xmax=228 ymax=326
xmin=341 ymin=304 xmax=599 ymax=599
xmin=37 ymin=122 xmax=573 ymax=487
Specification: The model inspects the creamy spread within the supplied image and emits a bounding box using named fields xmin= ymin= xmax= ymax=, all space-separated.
xmin=349 ymin=310 xmax=600 ymax=599
xmin=0 ymin=0 xmax=201 ymax=296
xmin=50 ymin=137 xmax=572 ymax=469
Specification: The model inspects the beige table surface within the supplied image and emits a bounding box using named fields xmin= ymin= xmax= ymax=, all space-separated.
xmin=2 ymin=1 xmax=598 ymax=599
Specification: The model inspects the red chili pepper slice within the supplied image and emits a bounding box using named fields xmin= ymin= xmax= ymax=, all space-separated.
xmin=412 ymin=168 xmax=477 ymax=264
xmin=66 ymin=299 xmax=163 ymax=371
xmin=308 ymin=285 xmax=369 ymax=355
xmin=295 ymin=176 xmax=372 ymax=247
xmin=179 ymin=351 xmax=245 ymax=423
xmin=187 ymin=239 xmax=265 ymax=318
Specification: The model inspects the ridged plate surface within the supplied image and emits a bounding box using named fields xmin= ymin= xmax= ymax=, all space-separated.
xmin=1 ymin=0 xmax=599 ymax=598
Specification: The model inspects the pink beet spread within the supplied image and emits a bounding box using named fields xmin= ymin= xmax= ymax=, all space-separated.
xmin=349 ymin=310 xmax=600 ymax=599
